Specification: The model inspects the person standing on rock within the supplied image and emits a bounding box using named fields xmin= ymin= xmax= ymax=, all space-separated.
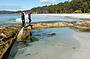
xmin=28 ymin=10 xmax=32 ymax=26
xmin=21 ymin=11 xmax=25 ymax=27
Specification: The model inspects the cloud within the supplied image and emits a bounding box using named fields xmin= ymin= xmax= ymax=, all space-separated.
xmin=40 ymin=0 xmax=55 ymax=3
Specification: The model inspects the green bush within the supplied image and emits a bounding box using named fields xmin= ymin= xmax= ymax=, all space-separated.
xmin=73 ymin=10 xmax=82 ymax=13
xmin=88 ymin=9 xmax=90 ymax=13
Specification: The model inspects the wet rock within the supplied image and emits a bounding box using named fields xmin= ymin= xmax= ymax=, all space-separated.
xmin=0 ymin=24 xmax=22 ymax=59
xmin=25 ymin=53 xmax=31 ymax=56
xmin=73 ymin=20 xmax=90 ymax=31
xmin=75 ymin=26 xmax=90 ymax=31
xmin=48 ymin=33 xmax=56 ymax=36
xmin=32 ymin=22 xmax=73 ymax=29
xmin=72 ymin=47 xmax=76 ymax=49
xmin=75 ymin=21 xmax=90 ymax=27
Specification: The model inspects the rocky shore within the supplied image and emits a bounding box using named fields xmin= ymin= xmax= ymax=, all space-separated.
xmin=72 ymin=20 xmax=90 ymax=31
xmin=0 ymin=20 xmax=90 ymax=59
xmin=0 ymin=24 xmax=22 ymax=59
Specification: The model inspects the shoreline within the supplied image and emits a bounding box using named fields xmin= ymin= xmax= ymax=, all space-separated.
xmin=0 ymin=14 xmax=90 ymax=26
xmin=32 ymin=14 xmax=90 ymax=19
xmin=0 ymin=20 xmax=72 ymax=26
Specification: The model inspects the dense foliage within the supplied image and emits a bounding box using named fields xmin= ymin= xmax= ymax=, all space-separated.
xmin=31 ymin=0 xmax=90 ymax=13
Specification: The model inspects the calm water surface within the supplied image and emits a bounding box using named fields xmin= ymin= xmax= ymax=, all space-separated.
xmin=8 ymin=28 xmax=80 ymax=59
xmin=0 ymin=14 xmax=80 ymax=25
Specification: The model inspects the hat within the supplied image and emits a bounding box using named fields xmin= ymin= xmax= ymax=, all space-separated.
xmin=30 ymin=11 xmax=32 ymax=14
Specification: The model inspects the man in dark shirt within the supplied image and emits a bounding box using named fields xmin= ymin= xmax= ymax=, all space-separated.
xmin=21 ymin=12 xmax=25 ymax=27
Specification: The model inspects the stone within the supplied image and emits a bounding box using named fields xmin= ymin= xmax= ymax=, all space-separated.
xmin=0 ymin=33 xmax=6 ymax=38
xmin=27 ymin=26 xmax=31 ymax=30
xmin=72 ymin=47 xmax=76 ymax=49
xmin=48 ymin=33 xmax=56 ymax=36
xmin=17 ymin=27 xmax=24 ymax=41
xmin=0 ymin=28 xmax=2 ymax=30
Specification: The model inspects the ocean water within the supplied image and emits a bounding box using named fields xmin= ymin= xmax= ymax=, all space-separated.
xmin=0 ymin=14 xmax=82 ymax=59
xmin=12 ymin=28 xmax=80 ymax=59
xmin=0 ymin=14 xmax=80 ymax=25
xmin=0 ymin=14 xmax=20 ymax=24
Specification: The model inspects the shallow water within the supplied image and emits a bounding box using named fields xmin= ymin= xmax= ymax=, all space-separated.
xmin=1 ymin=14 xmax=89 ymax=59
xmin=0 ymin=14 xmax=81 ymax=25
xmin=0 ymin=14 xmax=20 ymax=24
xmin=11 ymin=28 xmax=80 ymax=59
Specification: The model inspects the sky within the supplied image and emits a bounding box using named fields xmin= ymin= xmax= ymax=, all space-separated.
xmin=0 ymin=0 xmax=71 ymax=11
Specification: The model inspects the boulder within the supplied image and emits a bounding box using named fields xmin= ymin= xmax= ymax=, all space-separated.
xmin=0 ymin=33 xmax=6 ymax=38
xmin=48 ymin=33 xmax=56 ymax=36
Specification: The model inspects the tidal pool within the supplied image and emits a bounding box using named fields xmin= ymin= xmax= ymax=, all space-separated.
xmin=8 ymin=27 xmax=80 ymax=59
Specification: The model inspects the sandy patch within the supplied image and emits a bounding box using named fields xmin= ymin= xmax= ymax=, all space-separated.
xmin=72 ymin=32 xmax=90 ymax=59
xmin=33 ymin=14 xmax=90 ymax=19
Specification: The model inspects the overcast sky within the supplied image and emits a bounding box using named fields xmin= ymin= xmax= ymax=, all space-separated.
xmin=0 ymin=0 xmax=71 ymax=11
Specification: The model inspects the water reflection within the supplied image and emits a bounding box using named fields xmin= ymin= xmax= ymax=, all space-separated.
xmin=14 ymin=28 xmax=80 ymax=59
xmin=71 ymin=27 xmax=90 ymax=32
xmin=23 ymin=29 xmax=40 ymax=46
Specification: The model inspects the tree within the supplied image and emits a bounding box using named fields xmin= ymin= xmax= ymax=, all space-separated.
xmin=31 ymin=0 xmax=89 ymax=13
xmin=82 ymin=2 xmax=88 ymax=13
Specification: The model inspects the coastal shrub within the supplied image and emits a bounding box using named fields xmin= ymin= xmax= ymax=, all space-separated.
xmin=73 ymin=10 xmax=82 ymax=13
xmin=88 ymin=9 xmax=90 ymax=13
